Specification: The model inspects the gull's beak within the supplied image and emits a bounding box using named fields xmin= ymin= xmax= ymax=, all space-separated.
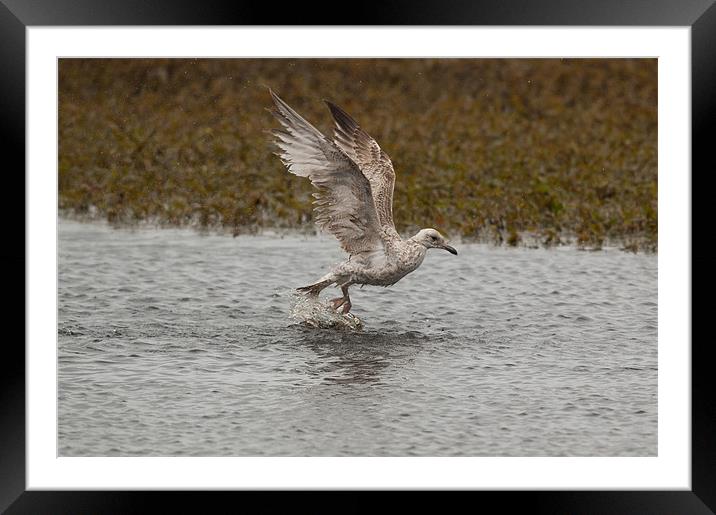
xmin=443 ymin=244 xmax=458 ymax=255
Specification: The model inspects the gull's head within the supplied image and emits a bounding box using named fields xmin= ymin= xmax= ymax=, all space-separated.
xmin=413 ymin=228 xmax=458 ymax=255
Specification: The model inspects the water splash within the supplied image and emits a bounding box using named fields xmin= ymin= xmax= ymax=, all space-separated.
xmin=289 ymin=292 xmax=364 ymax=330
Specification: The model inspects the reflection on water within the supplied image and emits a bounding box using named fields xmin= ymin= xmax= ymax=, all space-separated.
xmin=292 ymin=326 xmax=428 ymax=385
xmin=58 ymin=219 xmax=658 ymax=456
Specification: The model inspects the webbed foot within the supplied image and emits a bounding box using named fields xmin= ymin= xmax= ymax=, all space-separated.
xmin=330 ymin=296 xmax=352 ymax=314
xmin=330 ymin=297 xmax=346 ymax=310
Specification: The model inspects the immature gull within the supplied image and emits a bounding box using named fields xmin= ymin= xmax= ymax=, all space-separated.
xmin=269 ymin=89 xmax=457 ymax=314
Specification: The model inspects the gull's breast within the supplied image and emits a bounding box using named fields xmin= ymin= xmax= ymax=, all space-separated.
xmin=358 ymin=245 xmax=427 ymax=287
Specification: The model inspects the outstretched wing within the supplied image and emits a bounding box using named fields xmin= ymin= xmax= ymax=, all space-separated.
xmin=268 ymin=90 xmax=383 ymax=256
xmin=325 ymin=101 xmax=398 ymax=236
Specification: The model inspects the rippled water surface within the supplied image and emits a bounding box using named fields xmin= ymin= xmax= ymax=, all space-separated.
xmin=58 ymin=219 xmax=657 ymax=456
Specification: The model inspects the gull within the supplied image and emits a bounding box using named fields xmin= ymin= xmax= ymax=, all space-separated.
xmin=269 ymin=89 xmax=457 ymax=314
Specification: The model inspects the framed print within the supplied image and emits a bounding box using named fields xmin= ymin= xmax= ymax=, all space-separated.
xmin=5 ymin=0 xmax=713 ymax=512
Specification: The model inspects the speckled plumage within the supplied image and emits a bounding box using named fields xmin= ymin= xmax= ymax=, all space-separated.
xmin=269 ymin=90 xmax=457 ymax=313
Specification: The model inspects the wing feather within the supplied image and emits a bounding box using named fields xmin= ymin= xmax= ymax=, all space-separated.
xmin=325 ymin=101 xmax=398 ymax=235
xmin=268 ymin=90 xmax=383 ymax=256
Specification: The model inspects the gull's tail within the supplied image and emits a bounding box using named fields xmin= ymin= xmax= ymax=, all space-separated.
xmin=296 ymin=274 xmax=335 ymax=297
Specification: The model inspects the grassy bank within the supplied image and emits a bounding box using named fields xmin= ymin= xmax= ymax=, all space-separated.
xmin=59 ymin=58 xmax=657 ymax=251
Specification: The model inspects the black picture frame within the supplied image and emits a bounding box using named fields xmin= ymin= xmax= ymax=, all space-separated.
xmin=3 ymin=0 xmax=712 ymax=513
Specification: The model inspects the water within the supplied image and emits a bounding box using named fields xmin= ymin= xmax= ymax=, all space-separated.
xmin=58 ymin=219 xmax=657 ymax=456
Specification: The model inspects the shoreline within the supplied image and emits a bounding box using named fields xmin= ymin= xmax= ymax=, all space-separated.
xmin=58 ymin=210 xmax=656 ymax=254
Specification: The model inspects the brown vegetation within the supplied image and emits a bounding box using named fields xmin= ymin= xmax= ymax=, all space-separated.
xmin=59 ymin=58 xmax=657 ymax=251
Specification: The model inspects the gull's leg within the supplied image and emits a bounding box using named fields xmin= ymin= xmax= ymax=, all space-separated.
xmin=338 ymin=285 xmax=351 ymax=314
xmin=330 ymin=285 xmax=352 ymax=314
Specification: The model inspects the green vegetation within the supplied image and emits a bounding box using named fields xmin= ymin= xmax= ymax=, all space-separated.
xmin=59 ymin=58 xmax=657 ymax=251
